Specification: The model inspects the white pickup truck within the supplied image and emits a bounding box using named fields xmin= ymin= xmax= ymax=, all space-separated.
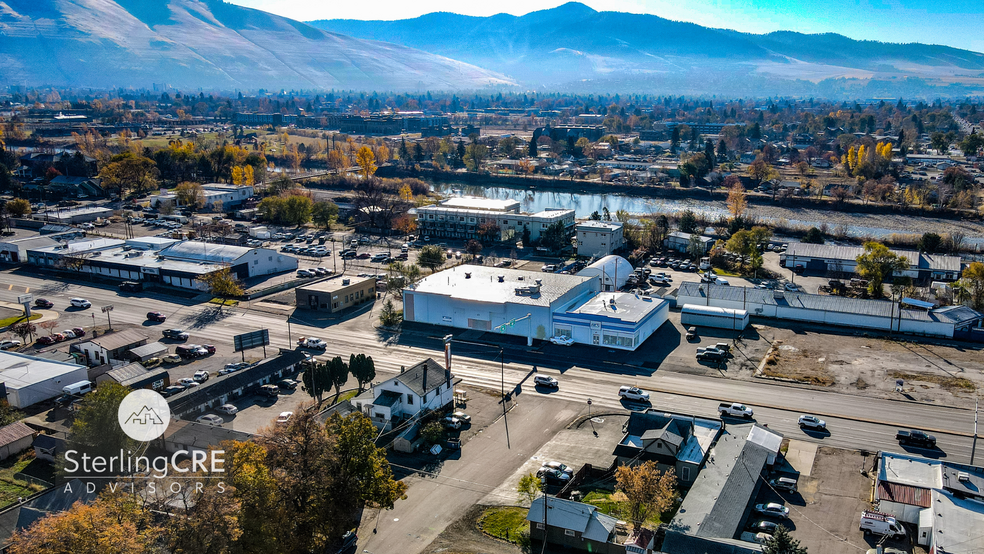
xmin=718 ymin=402 xmax=754 ymax=418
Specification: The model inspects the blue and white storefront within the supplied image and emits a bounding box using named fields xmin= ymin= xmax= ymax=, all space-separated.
xmin=552 ymin=293 xmax=669 ymax=351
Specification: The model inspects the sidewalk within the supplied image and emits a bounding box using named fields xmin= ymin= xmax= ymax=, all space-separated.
xmin=0 ymin=302 xmax=59 ymax=328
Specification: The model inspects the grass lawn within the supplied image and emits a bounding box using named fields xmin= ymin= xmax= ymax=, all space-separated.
xmin=208 ymin=298 xmax=240 ymax=307
xmin=0 ymin=455 xmax=45 ymax=508
xmin=582 ymin=489 xmax=671 ymax=528
xmin=478 ymin=506 xmax=528 ymax=544
xmin=0 ymin=313 xmax=41 ymax=328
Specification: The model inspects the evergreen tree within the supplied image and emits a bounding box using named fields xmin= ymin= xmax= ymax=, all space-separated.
xmin=528 ymin=136 xmax=538 ymax=158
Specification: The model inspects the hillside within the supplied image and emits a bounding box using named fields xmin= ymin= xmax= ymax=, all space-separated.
xmin=310 ymin=2 xmax=984 ymax=95
xmin=0 ymin=0 xmax=514 ymax=91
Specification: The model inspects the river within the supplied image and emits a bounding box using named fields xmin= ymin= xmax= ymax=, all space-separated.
xmin=430 ymin=182 xmax=984 ymax=249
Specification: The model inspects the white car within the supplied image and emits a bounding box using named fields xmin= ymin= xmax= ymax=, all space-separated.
xmin=549 ymin=336 xmax=575 ymax=346
xmin=177 ymin=378 xmax=200 ymax=388
xmin=533 ymin=375 xmax=559 ymax=388
xmin=540 ymin=461 xmax=574 ymax=476
xmin=754 ymin=503 xmax=790 ymax=519
xmin=215 ymin=404 xmax=238 ymax=415
xmin=784 ymin=283 xmax=799 ymax=292
xmin=196 ymin=414 xmax=224 ymax=426
xmin=618 ymin=386 xmax=650 ymax=402
xmin=0 ymin=339 xmax=21 ymax=350
xmin=276 ymin=411 xmax=293 ymax=424
xmin=301 ymin=338 xmax=327 ymax=349
xmin=69 ymin=298 xmax=91 ymax=309
xmin=798 ymin=414 xmax=827 ymax=430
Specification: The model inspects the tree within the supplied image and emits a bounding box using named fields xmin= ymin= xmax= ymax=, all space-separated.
xmin=521 ymin=224 xmax=531 ymax=246
xmin=687 ymin=234 xmax=705 ymax=259
xmin=283 ymin=195 xmax=313 ymax=226
xmin=224 ymin=440 xmax=280 ymax=552
xmin=855 ymin=242 xmax=908 ymax=298
xmin=174 ymin=181 xmax=206 ymax=210
xmin=311 ymin=200 xmax=339 ymax=230
xmin=960 ymin=262 xmax=984 ymax=311
xmin=517 ymin=473 xmax=543 ymax=505
xmin=386 ymin=262 xmax=423 ymax=298
xmin=930 ymin=132 xmax=951 ymax=155
xmin=356 ymin=146 xmax=377 ymax=180
xmin=417 ymin=245 xmax=446 ymax=272
xmin=10 ymin=322 xmax=35 ymax=344
xmin=830 ymin=186 xmax=852 ymax=204
xmin=326 ymin=356 xmax=350 ymax=402
xmin=5 ymin=198 xmax=30 ymax=217
xmin=421 ymin=421 xmax=444 ymax=445
xmin=958 ymin=132 xmax=984 ymax=157
xmin=66 ymin=383 xmax=138 ymax=472
xmin=918 ymin=232 xmax=943 ymax=253
xmin=727 ymin=181 xmax=747 ymax=222
xmin=539 ymin=221 xmax=569 ymax=252
xmin=678 ymin=209 xmax=698 ymax=234
xmin=528 ymin=136 xmax=537 ymax=158
xmin=463 ymin=143 xmax=488 ymax=172
xmin=747 ymin=159 xmax=778 ymax=187
xmin=98 ymin=152 xmax=159 ymax=198
xmin=161 ymin=478 xmax=242 ymax=554
xmin=302 ymin=362 xmax=331 ymax=403
xmin=802 ymin=227 xmax=824 ymax=244
xmin=7 ymin=491 xmax=160 ymax=554
xmin=379 ymin=299 xmax=403 ymax=327
xmin=762 ymin=525 xmax=808 ymax=554
xmin=195 ymin=267 xmax=244 ymax=307
xmin=614 ymin=462 xmax=675 ymax=526
xmin=322 ymin=412 xmax=408 ymax=515
xmin=349 ymin=353 xmax=376 ymax=391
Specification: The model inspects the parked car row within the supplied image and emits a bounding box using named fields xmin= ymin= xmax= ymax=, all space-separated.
xmin=296 ymin=267 xmax=332 ymax=278
xmin=36 ymin=328 xmax=86 ymax=345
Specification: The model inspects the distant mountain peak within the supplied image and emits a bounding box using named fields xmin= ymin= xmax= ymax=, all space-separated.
xmin=309 ymin=3 xmax=984 ymax=96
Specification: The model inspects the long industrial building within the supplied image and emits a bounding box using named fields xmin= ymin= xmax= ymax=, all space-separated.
xmin=403 ymin=258 xmax=669 ymax=350
xmin=676 ymin=281 xmax=981 ymax=339
xmin=27 ymin=237 xmax=297 ymax=290
xmin=781 ymin=243 xmax=962 ymax=282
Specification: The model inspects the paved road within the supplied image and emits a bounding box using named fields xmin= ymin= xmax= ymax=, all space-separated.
xmin=1 ymin=269 xmax=977 ymax=465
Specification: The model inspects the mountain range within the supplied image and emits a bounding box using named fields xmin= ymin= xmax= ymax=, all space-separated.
xmin=311 ymin=2 xmax=984 ymax=95
xmin=0 ymin=0 xmax=512 ymax=91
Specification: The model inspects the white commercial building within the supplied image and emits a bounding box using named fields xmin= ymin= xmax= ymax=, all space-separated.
xmin=676 ymin=281 xmax=981 ymax=339
xmin=27 ymin=237 xmax=297 ymax=290
xmin=415 ymin=197 xmax=575 ymax=243
xmin=403 ymin=264 xmax=669 ymax=350
xmin=782 ymin=243 xmax=962 ymax=282
xmin=0 ymin=351 xmax=89 ymax=408
xmin=575 ymin=221 xmax=624 ymax=258
xmin=665 ymin=231 xmax=715 ymax=254
xmin=150 ymin=184 xmax=254 ymax=211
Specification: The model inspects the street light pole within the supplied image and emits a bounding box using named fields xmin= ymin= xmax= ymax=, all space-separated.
xmin=972 ymin=397 xmax=979 ymax=465
xmin=101 ymin=305 xmax=114 ymax=330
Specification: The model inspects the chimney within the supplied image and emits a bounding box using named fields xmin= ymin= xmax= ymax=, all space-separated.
xmin=421 ymin=368 xmax=427 ymax=393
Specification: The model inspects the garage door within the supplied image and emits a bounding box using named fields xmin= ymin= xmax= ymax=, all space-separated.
xmin=467 ymin=318 xmax=491 ymax=331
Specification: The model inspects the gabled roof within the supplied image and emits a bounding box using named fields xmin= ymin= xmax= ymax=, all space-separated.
xmin=614 ymin=411 xmax=694 ymax=459
xmin=105 ymin=363 xmax=168 ymax=388
xmin=527 ymin=497 xmax=617 ymax=543
xmin=128 ymin=342 xmax=168 ymax=359
xmin=84 ymin=329 xmax=147 ymax=351
xmin=0 ymin=422 xmax=33 ymax=447
xmin=380 ymin=358 xmax=451 ymax=397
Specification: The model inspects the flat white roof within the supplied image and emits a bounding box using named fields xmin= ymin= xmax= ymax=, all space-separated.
xmin=0 ymin=351 xmax=86 ymax=390
xmin=564 ymin=293 xmax=666 ymax=324
xmin=409 ymin=265 xmax=593 ymax=308
xmin=932 ymin=489 xmax=984 ymax=554
xmin=879 ymin=451 xmax=943 ymax=489
xmin=31 ymin=238 xmax=125 ymax=255
xmin=439 ymin=197 xmax=520 ymax=212
xmin=577 ymin=220 xmax=623 ymax=231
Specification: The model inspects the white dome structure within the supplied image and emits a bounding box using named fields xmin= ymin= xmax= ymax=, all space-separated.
xmin=576 ymin=255 xmax=632 ymax=291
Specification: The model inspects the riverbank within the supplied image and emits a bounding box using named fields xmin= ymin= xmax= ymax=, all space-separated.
xmin=374 ymin=166 xmax=980 ymax=222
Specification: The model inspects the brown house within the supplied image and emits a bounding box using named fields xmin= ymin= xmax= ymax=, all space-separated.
xmin=295 ymin=276 xmax=375 ymax=313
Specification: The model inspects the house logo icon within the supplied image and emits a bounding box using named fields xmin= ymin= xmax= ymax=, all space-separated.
xmin=117 ymin=390 xmax=170 ymax=441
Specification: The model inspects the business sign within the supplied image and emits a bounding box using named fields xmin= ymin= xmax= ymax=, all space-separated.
xmin=16 ymin=294 xmax=32 ymax=305
xmin=234 ymin=329 xmax=270 ymax=352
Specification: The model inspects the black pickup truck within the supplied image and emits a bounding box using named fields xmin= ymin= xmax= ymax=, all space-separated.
xmin=896 ymin=429 xmax=937 ymax=448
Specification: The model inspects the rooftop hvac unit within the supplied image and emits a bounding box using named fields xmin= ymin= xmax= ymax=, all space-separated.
xmin=958 ymin=472 xmax=970 ymax=482
xmin=342 ymin=279 xmax=350 ymax=285
xmin=497 ymin=275 xmax=505 ymax=282
xmin=465 ymin=272 xmax=471 ymax=279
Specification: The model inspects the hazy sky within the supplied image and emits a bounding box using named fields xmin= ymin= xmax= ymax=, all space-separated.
xmin=229 ymin=0 xmax=984 ymax=53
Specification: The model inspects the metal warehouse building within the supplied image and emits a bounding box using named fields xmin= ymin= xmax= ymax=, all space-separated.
xmin=677 ymin=281 xmax=981 ymax=339
xmin=403 ymin=265 xmax=669 ymax=350
xmin=0 ymin=351 xmax=89 ymax=408
xmin=781 ymin=243 xmax=962 ymax=282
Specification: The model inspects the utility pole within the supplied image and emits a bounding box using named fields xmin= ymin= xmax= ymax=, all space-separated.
xmin=101 ymin=305 xmax=114 ymax=330
xmin=972 ymin=397 xmax=979 ymax=465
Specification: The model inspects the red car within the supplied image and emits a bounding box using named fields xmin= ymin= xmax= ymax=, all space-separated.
xmin=51 ymin=333 xmax=66 ymax=342
xmin=34 ymin=298 xmax=54 ymax=309
xmin=36 ymin=336 xmax=55 ymax=345
xmin=71 ymin=327 xmax=85 ymax=338
xmin=147 ymin=312 xmax=167 ymax=323
xmin=203 ymin=344 xmax=216 ymax=354
xmin=356 ymin=253 xmax=371 ymax=259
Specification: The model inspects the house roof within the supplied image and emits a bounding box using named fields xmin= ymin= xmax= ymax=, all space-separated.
xmin=668 ymin=423 xmax=774 ymax=540
xmin=375 ymin=390 xmax=402 ymax=407
xmin=0 ymin=478 xmax=98 ymax=546
xmin=84 ymin=329 xmax=147 ymax=351
xmin=315 ymin=400 xmax=357 ymax=425
xmin=527 ymin=497 xmax=618 ymax=543
xmin=32 ymin=434 xmax=63 ymax=452
xmin=0 ymin=422 xmax=33 ymax=447
xmin=163 ymin=420 xmax=252 ymax=450
xmin=784 ymin=242 xmax=961 ymax=272
xmin=877 ymin=481 xmax=932 ymax=508
xmin=168 ymin=349 xmax=306 ymax=414
xmin=381 ymin=358 xmax=451 ymax=397
xmin=661 ymin=532 xmax=764 ymax=554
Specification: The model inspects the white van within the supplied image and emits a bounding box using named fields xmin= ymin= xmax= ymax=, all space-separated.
xmin=62 ymin=380 xmax=93 ymax=396
xmin=859 ymin=511 xmax=906 ymax=538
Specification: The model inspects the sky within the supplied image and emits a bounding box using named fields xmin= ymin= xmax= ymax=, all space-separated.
xmin=228 ymin=0 xmax=984 ymax=53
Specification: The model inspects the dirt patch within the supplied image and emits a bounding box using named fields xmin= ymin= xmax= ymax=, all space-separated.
xmin=853 ymin=377 xmax=869 ymax=390
xmin=890 ymin=371 xmax=976 ymax=392
xmin=758 ymin=342 xmax=836 ymax=386
xmin=421 ymin=504 xmax=523 ymax=554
